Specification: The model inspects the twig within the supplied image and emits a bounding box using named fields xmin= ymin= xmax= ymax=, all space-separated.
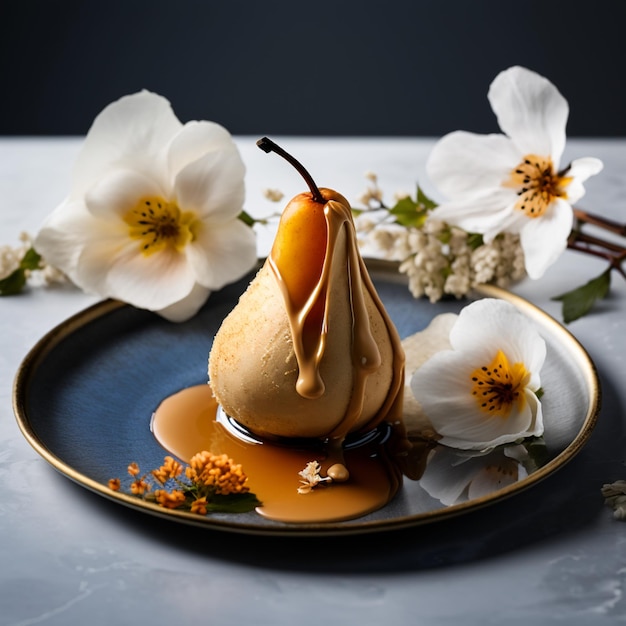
xmin=574 ymin=208 xmax=626 ymax=237
xmin=568 ymin=208 xmax=626 ymax=280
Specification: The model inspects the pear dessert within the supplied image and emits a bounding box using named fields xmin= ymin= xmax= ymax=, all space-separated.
xmin=208 ymin=138 xmax=406 ymax=482
xmin=151 ymin=138 xmax=424 ymax=523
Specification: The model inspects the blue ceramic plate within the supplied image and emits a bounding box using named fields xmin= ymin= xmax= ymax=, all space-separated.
xmin=13 ymin=260 xmax=600 ymax=536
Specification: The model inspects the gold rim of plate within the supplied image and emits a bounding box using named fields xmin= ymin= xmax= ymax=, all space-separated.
xmin=12 ymin=259 xmax=601 ymax=537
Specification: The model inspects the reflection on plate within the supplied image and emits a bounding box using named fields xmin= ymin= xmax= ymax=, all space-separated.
xmin=13 ymin=260 xmax=600 ymax=536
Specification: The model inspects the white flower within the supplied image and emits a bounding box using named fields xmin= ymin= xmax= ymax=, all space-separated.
xmin=34 ymin=91 xmax=257 ymax=322
xmin=297 ymin=460 xmax=330 ymax=494
xmin=420 ymin=445 xmax=529 ymax=506
xmin=602 ymin=481 xmax=626 ymax=520
xmin=410 ymin=298 xmax=546 ymax=450
xmin=0 ymin=243 xmax=23 ymax=280
xmin=426 ymin=66 xmax=603 ymax=279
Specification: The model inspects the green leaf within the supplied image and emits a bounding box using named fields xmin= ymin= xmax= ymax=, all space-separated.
xmin=523 ymin=436 xmax=548 ymax=470
xmin=466 ymin=232 xmax=484 ymax=250
xmin=0 ymin=267 xmax=27 ymax=295
xmin=389 ymin=196 xmax=428 ymax=228
xmin=0 ymin=248 xmax=41 ymax=296
xmin=437 ymin=229 xmax=451 ymax=244
xmin=0 ymin=247 xmax=42 ymax=296
xmin=552 ymin=269 xmax=611 ymax=323
xmin=20 ymin=247 xmax=42 ymax=271
xmin=238 ymin=210 xmax=257 ymax=228
xmin=205 ymin=492 xmax=262 ymax=514
xmin=416 ymin=185 xmax=437 ymax=211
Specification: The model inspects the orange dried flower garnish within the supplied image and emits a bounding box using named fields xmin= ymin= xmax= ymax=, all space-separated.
xmin=190 ymin=496 xmax=208 ymax=515
xmin=108 ymin=451 xmax=259 ymax=516
xmin=151 ymin=455 xmax=183 ymax=484
xmin=127 ymin=462 xmax=140 ymax=477
xmin=186 ymin=451 xmax=249 ymax=496
xmin=130 ymin=478 xmax=151 ymax=495
xmin=154 ymin=489 xmax=186 ymax=509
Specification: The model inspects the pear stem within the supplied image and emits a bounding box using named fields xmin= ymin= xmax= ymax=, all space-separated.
xmin=257 ymin=137 xmax=325 ymax=203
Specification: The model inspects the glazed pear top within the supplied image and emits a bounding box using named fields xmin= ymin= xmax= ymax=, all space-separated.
xmin=270 ymin=187 xmax=382 ymax=401
xmin=208 ymin=142 xmax=404 ymax=442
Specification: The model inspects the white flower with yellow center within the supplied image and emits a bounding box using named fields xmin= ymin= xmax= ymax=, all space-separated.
xmin=34 ymin=91 xmax=257 ymax=322
xmin=426 ymin=66 xmax=603 ymax=279
xmin=410 ymin=298 xmax=546 ymax=450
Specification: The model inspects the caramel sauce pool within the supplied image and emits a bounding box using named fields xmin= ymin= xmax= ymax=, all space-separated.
xmin=151 ymin=384 xmax=402 ymax=523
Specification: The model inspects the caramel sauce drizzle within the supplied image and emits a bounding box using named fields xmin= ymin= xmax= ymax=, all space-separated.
xmin=268 ymin=199 xmax=406 ymax=449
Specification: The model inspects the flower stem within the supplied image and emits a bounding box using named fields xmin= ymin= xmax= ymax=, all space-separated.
xmin=574 ymin=208 xmax=626 ymax=237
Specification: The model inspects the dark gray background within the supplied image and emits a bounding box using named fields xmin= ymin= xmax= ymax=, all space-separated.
xmin=2 ymin=0 xmax=625 ymax=136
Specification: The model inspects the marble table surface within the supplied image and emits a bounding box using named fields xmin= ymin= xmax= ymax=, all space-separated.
xmin=1 ymin=136 xmax=625 ymax=625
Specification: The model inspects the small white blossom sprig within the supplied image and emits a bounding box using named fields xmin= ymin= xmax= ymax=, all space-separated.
xmin=297 ymin=460 xmax=332 ymax=494
xmin=354 ymin=175 xmax=527 ymax=304
xmin=601 ymin=481 xmax=626 ymax=521
xmin=0 ymin=232 xmax=67 ymax=295
xmin=356 ymin=66 xmax=625 ymax=323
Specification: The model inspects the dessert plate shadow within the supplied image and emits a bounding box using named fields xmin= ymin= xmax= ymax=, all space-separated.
xmin=13 ymin=260 xmax=600 ymax=537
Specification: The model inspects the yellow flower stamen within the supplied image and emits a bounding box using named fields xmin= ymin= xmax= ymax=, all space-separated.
xmin=506 ymin=154 xmax=572 ymax=218
xmin=124 ymin=197 xmax=200 ymax=256
xmin=470 ymin=350 xmax=530 ymax=418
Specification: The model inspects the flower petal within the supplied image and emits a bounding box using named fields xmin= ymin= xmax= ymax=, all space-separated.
xmin=167 ymin=121 xmax=241 ymax=178
xmin=522 ymin=388 xmax=543 ymax=437
xmin=76 ymin=237 xmax=198 ymax=312
xmin=563 ymin=156 xmax=604 ymax=204
xmin=420 ymin=446 xmax=529 ymax=505
xmin=422 ymin=384 xmax=536 ymax=450
xmin=34 ymin=200 xmax=101 ymax=282
xmin=85 ymin=168 xmax=166 ymax=219
xmin=157 ymin=282 xmax=212 ymax=322
xmin=430 ymin=188 xmax=523 ymax=242
xmin=173 ymin=149 xmax=245 ymax=222
xmin=72 ymin=91 xmax=181 ymax=195
xmin=427 ymin=130 xmax=520 ymax=198
xmin=403 ymin=312 xmax=456 ymax=373
xmin=450 ymin=299 xmax=547 ymax=379
xmin=519 ymin=197 xmax=573 ymax=279
xmin=466 ymin=455 xmax=527 ymax=500
xmin=418 ymin=448 xmax=477 ymax=506
xmin=488 ymin=66 xmax=568 ymax=162
xmin=410 ymin=349 xmax=476 ymax=415
xmin=187 ymin=219 xmax=257 ymax=289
